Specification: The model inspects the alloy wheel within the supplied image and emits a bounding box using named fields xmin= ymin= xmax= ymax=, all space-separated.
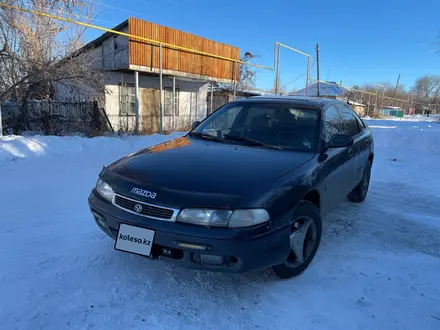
xmin=285 ymin=216 xmax=318 ymax=268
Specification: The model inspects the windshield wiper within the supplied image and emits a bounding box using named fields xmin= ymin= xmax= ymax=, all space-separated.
xmin=188 ymin=132 xmax=225 ymax=142
xmin=223 ymin=134 xmax=284 ymax=150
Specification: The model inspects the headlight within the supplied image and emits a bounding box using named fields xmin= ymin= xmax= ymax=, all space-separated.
xmin=228 ymin=209 xmax=270 ymax=228
xmin=96 ymin=178 xmax=115 ymax=202
xmin=177 ymin=209 xmax=233 ymax=227
xmin=176 ymin=208 xmax=269 ymax=228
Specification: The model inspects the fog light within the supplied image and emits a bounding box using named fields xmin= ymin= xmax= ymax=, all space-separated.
xmin=92 ymin=211 xmax=107 ymax=229
xmin=200 ymin=254 xmax=224 ymax=265
xmin=175 ymin=241 xmax=209 ymax=251
xmin=162 ymin=248 xmax=173 ymax=256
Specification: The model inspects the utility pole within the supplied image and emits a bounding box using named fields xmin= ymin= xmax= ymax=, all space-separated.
xmin=375 ymin=89 xmax=379 ymax=116
xmin=275 ymin=44 xmax=281 ymax=95
xmin=233 ymin=62 xmax=237 ymax=99
xmin=134 ymin=71 xmax=139 ymax=134
xmin=305 ymin=57 xmax=311 ymax=96
xmin=159 ymin=43 xmax=163 ymax=132
xmin=393 ymin=74 xmax=400 ymax=98
xmin=315 ymin=43 xmax=320 ymax=97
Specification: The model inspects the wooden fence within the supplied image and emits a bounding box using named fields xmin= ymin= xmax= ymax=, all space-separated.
xmin=0 ymin=100 xmax=111 ymax=136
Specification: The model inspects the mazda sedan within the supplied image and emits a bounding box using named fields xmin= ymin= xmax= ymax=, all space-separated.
xmin=88 ymin=96 xmax=374 ymax=278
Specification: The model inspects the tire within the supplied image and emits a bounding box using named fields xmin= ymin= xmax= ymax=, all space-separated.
xmin=347 ymin=160 xmax=372 ymax=203
xmin=272 ymin=201 xmax=322 ymax=279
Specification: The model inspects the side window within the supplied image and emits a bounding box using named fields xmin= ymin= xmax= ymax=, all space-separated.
xmin=324 ymin=105 xmax=344 ymax=143
xmin=353 ymin=112 xmax=366 ymax=130
xmin=339 ymin=105 xmax=361 ymax=137
xmin=119 ymin=83 xmax=136 ymax=115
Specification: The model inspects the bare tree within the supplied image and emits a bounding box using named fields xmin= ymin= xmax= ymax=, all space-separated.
xmin=0 ymin=0 xmax=104 ymax=103
xmin=216 ymin=52 xmax=257 ymax=92
xmin=344 ymin=84 xmax=360 ymax=103
xmin=411 ymin=75 xmax=440 ymax=104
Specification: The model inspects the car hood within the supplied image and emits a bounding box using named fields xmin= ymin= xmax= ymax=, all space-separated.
xmin=106 ymin=136 xmax=314 ymax=196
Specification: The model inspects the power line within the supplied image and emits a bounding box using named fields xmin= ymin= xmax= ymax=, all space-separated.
xmin=138 ymin=0 xmax=163 ymax=9
xmin=281 ymin=72 xmax=306 ymax=89
xmin=22 ymin=1 xmax=118 ymax=26
xmin=0 ymin=3 xmax=273 ymax=70
xmin=281 ymin=60 xmax=316 ymax=89
xmin=86 ymin=0 xmax=140 ymax=16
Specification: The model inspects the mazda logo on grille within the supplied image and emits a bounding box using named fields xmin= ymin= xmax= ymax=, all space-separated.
xmin=134 ymin=204 xmax=143 ymax=213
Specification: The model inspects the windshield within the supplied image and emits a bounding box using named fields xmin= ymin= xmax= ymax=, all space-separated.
xmin=190 ymin=101 xmax=320 ymax=152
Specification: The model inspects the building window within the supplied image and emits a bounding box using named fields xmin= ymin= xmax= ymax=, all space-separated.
xmin=164 ymin=88 xmax=179 ymax=116
xmin=120 ymin=83 xmax=136 ymax=115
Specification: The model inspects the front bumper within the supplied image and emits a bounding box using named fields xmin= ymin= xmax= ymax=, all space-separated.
xmin=88 ymin=189 xmax=290 ymax=273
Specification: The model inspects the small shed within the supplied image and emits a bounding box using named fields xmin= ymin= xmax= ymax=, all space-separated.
xmin=379 ymin=106 xmax=404 ymax=118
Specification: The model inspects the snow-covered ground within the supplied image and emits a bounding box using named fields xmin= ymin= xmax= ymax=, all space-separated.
xmin=1 ymin=118 xmax=440 ymax=330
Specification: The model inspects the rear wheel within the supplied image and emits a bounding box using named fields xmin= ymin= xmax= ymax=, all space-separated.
xmin=272 ymin=201 xmax=322 ymax=279
xmin=347 ymin=161 xmax=372 ymax=203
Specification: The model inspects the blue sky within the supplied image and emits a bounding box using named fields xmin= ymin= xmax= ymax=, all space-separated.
xmin=85 ymin=0 xmax=440 ymax=91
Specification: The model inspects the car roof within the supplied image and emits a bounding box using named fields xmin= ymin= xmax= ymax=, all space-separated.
xmin=230 ymin=95 xmax=345 ymax=109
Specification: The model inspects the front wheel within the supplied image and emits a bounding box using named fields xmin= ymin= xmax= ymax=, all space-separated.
xmin=272 ymin=201 xmax=322 ymax=279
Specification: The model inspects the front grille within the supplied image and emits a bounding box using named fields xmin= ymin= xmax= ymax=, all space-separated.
xmin=114 ymin=195 xmax=174 ymax=220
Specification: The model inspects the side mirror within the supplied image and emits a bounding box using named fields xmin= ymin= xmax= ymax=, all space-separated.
xmin=191 ymin=121 xmax=201 ymax=130
xmin=328 ymin=134 xmax=353 ymax=148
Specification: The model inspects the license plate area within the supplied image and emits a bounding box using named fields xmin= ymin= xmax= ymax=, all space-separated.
xmin=114 ymin=223 xmax=155 ymax=257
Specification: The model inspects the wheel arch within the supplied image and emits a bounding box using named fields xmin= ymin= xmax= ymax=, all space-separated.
xmin=302 ymin=189 xmax=321 ymax=211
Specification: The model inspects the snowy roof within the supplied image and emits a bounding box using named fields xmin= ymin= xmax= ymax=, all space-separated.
xmin=347 ymin=99 xmax=366 ymax=107
xmin=212 ymin=87 xmax=268 ymax=96
xmin=290 ymin=81 xmax=349 ymax=97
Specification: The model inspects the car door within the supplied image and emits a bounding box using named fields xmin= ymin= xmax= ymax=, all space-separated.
xmin=318 ymin=104 xmax=353 ymax=215
xmin=338 ymin=104 xmax=370 ymax=188
xmin=351 ymin=108 xmax=371 ymax=182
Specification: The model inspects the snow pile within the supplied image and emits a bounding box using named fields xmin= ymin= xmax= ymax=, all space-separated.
xmin=366 ymin=120 xmax=440 ymax=154
xmin=0 ymin=132 xmax=186 ymax=162
xmin=1 ymin=119 xmax=440 ymax=330
xmin=364 ymin=114 xmax=439 ymax=122
xmin=1 ymin=120 xmax=439 ymax=163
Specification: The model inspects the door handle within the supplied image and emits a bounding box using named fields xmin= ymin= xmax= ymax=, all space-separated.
xmin=348 ymin=148 xmax=354 ymax=158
